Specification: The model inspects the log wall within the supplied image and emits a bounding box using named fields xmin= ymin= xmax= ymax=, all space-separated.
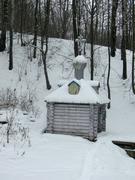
xmin=46 ymin=102 xmax=106 ymax=141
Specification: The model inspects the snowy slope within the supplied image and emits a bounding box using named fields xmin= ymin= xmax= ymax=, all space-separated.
xmin=0 ymin=37 xmax=135 ymax=180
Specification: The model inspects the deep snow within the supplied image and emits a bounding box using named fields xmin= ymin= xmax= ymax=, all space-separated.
xmin=0 ymin=37 xmax=135 ymax=180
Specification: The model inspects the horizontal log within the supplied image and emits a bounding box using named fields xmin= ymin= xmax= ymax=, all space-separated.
xmin=112 ymin=141 xmax=135 ymax=149
xmin=54 ymin=118 xmax=90 ymax=123
xmin=54 ymin=109 xmax=91 ymax=114
xmin=53 ymin=128 xmax=90 ymax=135
xmin=53 ymin=127 xmax=89 ymax=133
xmin=53 ymin=121 xmax=90 ymax=129
xmin=54 ymin=113 xmax=90 ymax=119
xmin=54 ymin=118 xmax=90 ymax=124
xmin=54 ymin=103 xmax=90 ymax=108
xmin=54 ymin=105 xmax=90 ymax=109
xmin=54 ymin=110 xmax=91 ymax=115
xmin=53 ymin=121 xmax=91 ymax=127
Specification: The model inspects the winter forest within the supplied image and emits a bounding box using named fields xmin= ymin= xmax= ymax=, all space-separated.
xmin=0 ymin=0 xmax=135 ymax=180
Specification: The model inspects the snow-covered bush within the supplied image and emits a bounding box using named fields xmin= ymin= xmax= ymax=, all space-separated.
xmin=0 ymin=88 xmax=18 ymax=108
xmin=0 ymin=109 xmax=31 ymax=148
xmin=0 ymin=87 xmax=39 ymax=117
xmin=19 ymin=93 xmax=33 ymax=112
xmin=19 ymin=88 xmax=37 ymax=114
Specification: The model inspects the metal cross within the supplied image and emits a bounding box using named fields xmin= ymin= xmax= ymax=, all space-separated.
xmin=75 ymin=35 xmax=86 ymax=55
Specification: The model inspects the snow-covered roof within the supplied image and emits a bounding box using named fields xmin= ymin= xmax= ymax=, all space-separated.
xmin=57 ymin=79 xmax=100 ymax=87
xmin=73 ymin=55 xmax=87 ymax=64
xmin=46 ymin=79 xmax=109 ymax=104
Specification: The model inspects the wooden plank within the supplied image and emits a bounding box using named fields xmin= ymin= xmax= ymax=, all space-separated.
xmin=53 ymin=126 xmax=89 ymax=131
xmin=125 ymin=149 xmax=135 ymax=158
xmin=53 ymin=125 xmax=90 ymax=130
xmin=54 ymin=115 xmax=90 ymax=120
xmin=54 ymin=119 xmax=90 ymax=124
xmin=53 ymin=122 xmax=90 ymax=129
xmin=53 ymin=122 xmax=90 ymax=127
xmin=54 ymin=116 xmax=89 ymax=121
xmin=54 ymin=108 xmax=90 ymax=113
xmin=112 ymin=141 xmax=135 ymax=159
xmin=53 ymin=128 xmax=89 ymax=134
xmin=51 ymin=130 xmax=89 ymax=137
xmin=54 ymin=111 xmax=90 ymax=116
xmin=54 ymin=107 xmax=90 ymax=111
xmin=112 ymin=141 xmax=135 ymax=149
xmin=54 ymin=105 xmax=90 ymax=109
xmin=54 ymin=103 xmax=90 ymax=108
xmin=54 ymin=118 xmax=89 ymax=123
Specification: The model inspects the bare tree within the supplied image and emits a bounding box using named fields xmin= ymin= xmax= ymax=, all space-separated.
xmin=0 ymin=0 xmax=8 ymax=52
xmin=9 ymin=0 xmax=14 ymax=70
xmin=132 ymin=0 xmax=135 ymax=94
xmin=107 ymin=0 xmax=111 ymax=108
xmin=40 ymin=0 xmax=51 ymax=90
xmin=20 ymin=0 xmax=24 ymax=46
xmin=59 ymin=0 xmax=71 ymax=39
xmin=110 ymin=0 xmax=119 ymax=57
xmin=121 ymin=0 xmax=127 ymax=79
xmin=33 ymin=0 xmax=39 ymax=58
xmin=83 ymin=0 xmax=99 ymax=80
xmin=90 ymin=0 xmax=96 ymax=80
xmin=72 ymin=0 xmax=79 ymax=57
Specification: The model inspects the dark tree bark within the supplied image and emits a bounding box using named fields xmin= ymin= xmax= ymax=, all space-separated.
xmin=110 ymin=0 xmax=119 ymax=57
xmin=132 ymin=0 xmax=135 ymax=94
xmin=72 ymin=0 xmax=78 ymax=57
xmin=94 ymin=2 xmax=99 ymax=44
xmin=127 ymin=0 xmax=132 ymax=50
xmin=90 ymin=0 xmax=95 ymax=80
xmin=41 ymin=0 xmax=51 ymax=90
xmin=101 ymin=8 xmax=105 ymax=45
xmin=9 ymin=0 xmax=14 ymax=70
xmin=121 ymin=0 xmax=127 ymax=79
xmin=59 ymin=0 xmax=70 ymax=39
xmin=33 ymin=0 xmax=39 ymax=58
xmin=0 ymin=0 xmax=8 ymax=52
xmin=83 ymin=0 xmax=98 ymax=80
xmin=9 ymin=29 xmax=13 ymax=70
xmin=20 ymin=0 xmax=24 ymax=46
xmin=107 ymin=0 xmax=111 ymax=109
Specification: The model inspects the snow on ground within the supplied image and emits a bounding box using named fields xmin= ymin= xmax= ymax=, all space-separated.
xmin=0 ymin=37 xmax=135 ymax=180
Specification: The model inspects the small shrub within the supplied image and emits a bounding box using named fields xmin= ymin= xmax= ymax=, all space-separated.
xmin=0 ymin=109 xmax=31 ymax=148
xmin=0 ymin=87 xmax=39 ymax=117
xmin=0 ymin=88 xmax=18 ymax=108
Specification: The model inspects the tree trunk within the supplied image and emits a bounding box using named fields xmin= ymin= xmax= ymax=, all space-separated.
xmin=20 ymin=0 xmax=24 ymax=46
xmin=72 ymin=0 xmax=78 ymax=57
xmin=0 ymin=0 xmax=8 ymax=52
xmin=110 ymin=0 xmax=119 ymax=57
xmin=121 ymin=0 xmax=127 ymax=79
xmin=42 ymin=0 xmax=51 ymax=90
xmin=132 ymin=0 xmax=135 ymax=94
xmin=90 ymin=0 xmax=94 ymax=80
xmin=9 ymin=0 xmax=14 ymax=70
xmin=33 ymin=0 xmax=39 ymax=58
xmin=107 ymin=0 xmax=111 ymax=109
xmin=42 ymin=38 xmax=51 ymax=90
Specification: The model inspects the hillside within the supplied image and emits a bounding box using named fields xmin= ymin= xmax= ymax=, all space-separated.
xmin=0 ymin=37 xmax=135 ymax=180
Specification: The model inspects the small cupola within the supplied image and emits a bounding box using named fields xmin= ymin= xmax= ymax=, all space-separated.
xmin=68 ymin=80 xmax=80 ymax=95
xmin=73 ymin=55 xmax=87 ymax=80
